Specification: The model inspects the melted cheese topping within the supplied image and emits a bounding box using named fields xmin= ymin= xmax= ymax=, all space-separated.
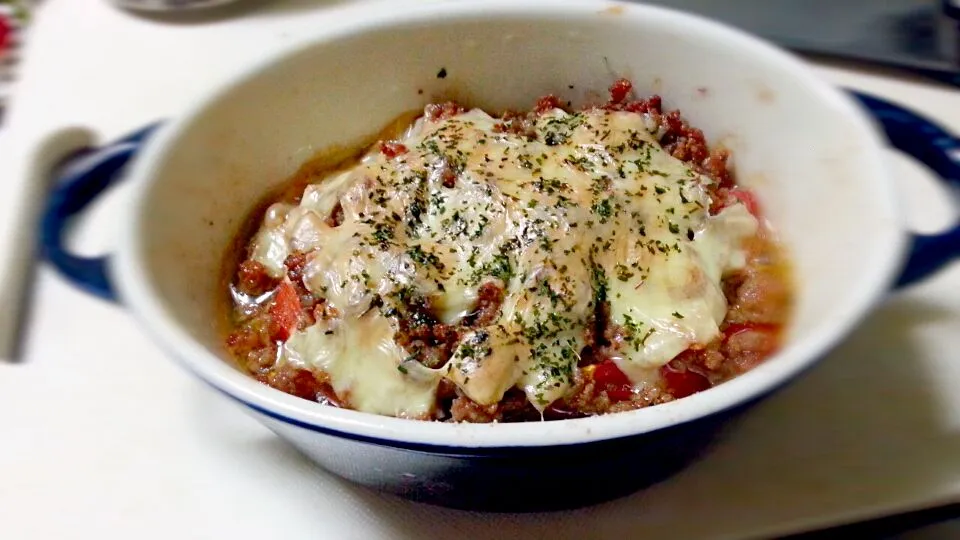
xmin=250 ymin=106 xmax=757 ymax=418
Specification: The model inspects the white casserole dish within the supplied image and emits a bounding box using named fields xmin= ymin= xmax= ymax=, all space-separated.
xmin=40 ymin=0 xmax=960 ymax=511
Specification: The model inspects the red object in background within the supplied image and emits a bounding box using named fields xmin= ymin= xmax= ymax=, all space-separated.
xmin=0 ymin=14 xmax=10 ymax=54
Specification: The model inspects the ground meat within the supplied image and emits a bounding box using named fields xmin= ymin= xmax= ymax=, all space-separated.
xmin=262 ymin=364 xmax=340 ymax=405
xmin=727 ymin=273 xmax=783 ymax=324
xmin=607 ymin=393 xmax=673 ymax=413
xmin=392 ymin=282 xmax=505 ymax=371
xmin=227 ymin=254 xmax=319 ymax=375
xmin=425 ymin=101 xmax=466 ymax=122
xmin=226 ymin=320 xmax=277 ymax=375
xmin=703 ymin=149 xmax=733 ymax=188
xmin=710 ymin=187 xmax=739 ymax=215
xmin=624 ymin=94 xmax=662 ymax=114
xmin=696 ymin=341 xmax=726 ymax=371
xmin=721 ymin=326 xmax=779 ymax=375
xmin=236 ymin=260 xmax=278 ymax=296
xmin=467 ymin=282 xmax=505 ymax=326
xmin=602 ymin=78 xmax=733 ymax=188
xmin=534 ymin=94 xmax=563 ymax=114
xmin=284 ymin=252 xmax=307 ymax=283
xmin=552 ymin=368 xmax=672 ymax=418
xmin=449 ymin=395 xmax=499 ymax=423
xmin=556 ymin=370 xmax=614 ymax=416
xmin=437 ymin=159 xmax=458 ymax=188
xmin=726 ymin=268 xmax=790 ymax=325
xmin=664 ymin=126 xmax=709 ymax=163
xmin=450 ymin=389 xmax=538 ymax=423
xmin=724 ymin=238 xmax=791 ymax=325
xmin=394 ymin=307 xmax=461 ymax=370
xmin=663 ymin=235 xmax=790 ymax=386
xmin=447 ymin=356 xmax=675 ymax=423
xmin=494 ymin=110 xmax=538 ymax=139
xmin=325 ymin=202 xmax=344 ymax=227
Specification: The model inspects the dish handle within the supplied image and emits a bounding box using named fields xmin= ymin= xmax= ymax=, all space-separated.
xmin=38 ymin=94 xmax=960 ymax=300
xmin=39 ymin=123 xmax=162 ymax=302
xmin=851 ymin=91 xmax=960 ymax=289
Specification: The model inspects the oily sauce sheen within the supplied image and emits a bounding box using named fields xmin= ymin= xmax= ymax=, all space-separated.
xmin=223 ymin=79 xmax=792 ymax=423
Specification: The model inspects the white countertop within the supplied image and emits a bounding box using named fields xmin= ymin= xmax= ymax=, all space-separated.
xmin=1 ymin=1 xmax=959 ymax=539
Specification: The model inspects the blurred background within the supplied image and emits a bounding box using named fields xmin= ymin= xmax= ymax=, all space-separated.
xmin=643 ymin=0 xmax=960 ymax=85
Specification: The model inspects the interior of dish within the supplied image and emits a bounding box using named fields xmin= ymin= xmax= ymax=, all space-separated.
xmin=222 ymin=79 xmax=792 ymax=423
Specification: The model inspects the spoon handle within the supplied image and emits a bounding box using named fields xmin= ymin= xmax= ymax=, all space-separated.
xmin=0 ymin=128 xmax=96 ymax=362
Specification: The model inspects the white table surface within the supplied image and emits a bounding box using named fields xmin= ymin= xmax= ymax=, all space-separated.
xmin=1 ymin=1 xmax=959 ymax=539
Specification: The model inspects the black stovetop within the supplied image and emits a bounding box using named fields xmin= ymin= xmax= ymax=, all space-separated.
xmin=637 ymin=0 xmax=960 ymax=85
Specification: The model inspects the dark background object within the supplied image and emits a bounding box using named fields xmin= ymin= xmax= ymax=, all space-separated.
xmin=782 ymin=504 xmax=960 ymax=539
xmin=637 ymin=0 xmax=960 ymax=86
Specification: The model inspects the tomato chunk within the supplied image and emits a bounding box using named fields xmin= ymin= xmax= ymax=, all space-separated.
xmin=269 ymin=280 xmax=301 ymax=341
xmin=534 ymin=95 xmax=562 ymax=114
xmin=728 ymin=188 xmax=762 ymax=218
xmin=237 ymin=260 xmax=278 ymax=296
xmin=379 ymin=141 xmax=408 ymax=158
xmin=609 ymin=78 xmax=632 ymax=104
xmin=660 ymin=360 xmax=711 ymax=399
xmin=592 ymin=360 xmax=633 ymax=402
